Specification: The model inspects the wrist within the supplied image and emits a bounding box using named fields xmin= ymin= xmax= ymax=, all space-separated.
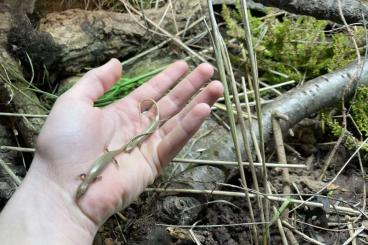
xmin=0 ymin=156 xmax=98 ymax=244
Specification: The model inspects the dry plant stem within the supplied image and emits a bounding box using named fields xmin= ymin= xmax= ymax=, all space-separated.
xmin=115 ymin=211 xmax=128 ymax=222
xmin=0 ymin=146 xmax=36 ymax=152
xmin=121 ymin=1 xmax=207 ymax=63
xmin=207 ymin=1 xmax=258 ymax=243
xmin=221 ymin=30 xmax=265 ymax=226
xmin=0 ymin=158 xmax=22 ymax=186
xmin=346 ymin=216 xmax=357 ymax=245
xmin=0 ymin=150 xmax=308 ymax=168
xmin=145 ymin=188 xmax=361 ymax=215
xmin=216 ymin=80 xmax=296 ymax=102
xmin=211 ymin=111 xmax=231 ymax=130
xmin=172 ymin=158 xmax=307 ymax=169
xmin=319 ymin=104 xmax=347 ymax=180
xmin=285 ymin=229 xmax=299 ymax=245
xmin=337 ymin=0 xmax=361 ymax=63
xmin=157 ymin=221 xmax=268 ymax=228
xmin=272 ymin=113 xmax=291 ymax=207
xmin=354 ymin=151 xmax=367 ymax=223
xmin=239 ymin=0 xmax=270 ymax=228
xmin=0 ymin=112 xmax=48 ymax=118
xmin=342 ymin=225 xmax=365 ymax=245
xmin=272 ymin=206 xmax=288 ymax=245
xmin=242 ymin=76 xmax=262 ymax=161
xmin=122 ymin=16 xmax=206 ymax=66
xmin=281 ymin=221 xmax=324 ymax=245
xmin=289 ymin=137 xmax=368 ymax=214
xmin=272 ymin=113 xmax=298 ymax=244
xmin=168 ymin=0 xmax=178 ymax=34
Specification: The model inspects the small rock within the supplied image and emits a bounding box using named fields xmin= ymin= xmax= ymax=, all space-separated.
xmin=158 ymin=196 xmax=201 ymax=224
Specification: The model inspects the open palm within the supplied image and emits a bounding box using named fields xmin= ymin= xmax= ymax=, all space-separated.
xmin=33 ymin=59 xmax=223 ymax=224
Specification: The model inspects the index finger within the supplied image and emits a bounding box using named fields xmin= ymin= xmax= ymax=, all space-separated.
xmin=124 ymin=60 xmax=188 ymax=105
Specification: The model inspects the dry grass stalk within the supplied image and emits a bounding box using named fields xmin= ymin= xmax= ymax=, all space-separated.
xmin=0 ymin=158 xmax=22 ymax=187
xmin=145 ymin=188 xmax=362 ymax=216
xmin=239 ymin=2 xmax=271 ymax=239
xmin=207 ymin=1 xmax=259 ymax=242
xmin=172 ymin=158 xmax=307 ymax=169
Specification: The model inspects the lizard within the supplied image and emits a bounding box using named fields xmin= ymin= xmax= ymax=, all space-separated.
xmin=75 ymin=99 xmax=160 ymax=200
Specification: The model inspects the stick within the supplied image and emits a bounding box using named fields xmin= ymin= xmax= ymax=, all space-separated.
xmin=145 ymin=188 xmax=362 ymax=216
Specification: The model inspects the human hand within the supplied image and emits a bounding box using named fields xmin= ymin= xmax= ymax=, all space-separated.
xmin=0 ymin=59 xmax=222 ymax=244
xmin=33 ymin=59 xmax=223 ymax=225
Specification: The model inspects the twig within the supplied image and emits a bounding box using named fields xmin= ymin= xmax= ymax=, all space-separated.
xmin=346 ymin=216 xmax=357 ymax=245
xmin=0 ymin=112 xmax=48 ymax=118
xmin=285 ymin=228 xmax=299 ymax=245
xmin=272 ymin=206 xmax=288 ymax=245
xmin=337 ymin=0 xmax=361 ymax=63
xmin=189 ymin=221 xmax=202 ymax=245
xmin=168 ymin=0 xmax=178 ymax=34
xmin=121 ymin=0 xmax=207 ymax=63
xmin=0 ymin=158 xmax=22 ymax=187
xmin=207 ymin=1 xmax=258 ymax=242
xmin=216 ymin=80 xmax=296 ymax=102
xmin=122 ymin=16 xmax=206 ymax=66
xmin=342 ymin=225 xmax=365 ymax=245
xmin=116 ymin=211 xmax=128 ymax=222
xmin=172 ymin=158 xmax=308 ymax=169
xmin=0 ymin=146 xmax=36 ymax=152
xmin=272 ymin=112 xmax=291 ymax=204
xmin=319 ymin=104 xmax=347 ymax=180
xmin=145 ymin=188 xmax=362 ymax=215
xmin=220 ymin=24 xmax=266 ymax=229
xmin=282 ymin=221 xmax=324 ymax=245
xmin=210 ymin=111 xmax=230 ymax=131
xmin=290 ymin=137 xmax=368 ymax=214
xmin=272 ymin=112 xmax=298 ymax=244
xmin=156 ymin=221 xmax=269 ymax=228
xmin=242 ymin=76 xmax=262 ymax=162
xmin=239 ymin=1 xmax=270 ymax=235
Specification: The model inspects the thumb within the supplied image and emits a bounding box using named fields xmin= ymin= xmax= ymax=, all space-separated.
xmin=67 ymin=58 xmax=122 ymax=103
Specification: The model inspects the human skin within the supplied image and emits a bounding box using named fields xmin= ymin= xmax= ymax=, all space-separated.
xmin=0 ymin=59 xmax=223 ymax=244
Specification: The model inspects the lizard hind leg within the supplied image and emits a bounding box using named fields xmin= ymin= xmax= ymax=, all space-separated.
xmin=94 ymin=176 xmax=103 ymax=182
xmin=112 ymin=157 xmax=119 ymax=166
xmin=105 ymin=147 xmax=119 ymax=167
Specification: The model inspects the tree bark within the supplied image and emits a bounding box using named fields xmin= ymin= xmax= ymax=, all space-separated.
xmin=1 ymin=7 xmax=47 ymax=148
xmin=253 ymin=0 xmax=368 ymax=25
xmin=216 ymin=0 xmax=368 ymax=25
xmin=5 ymin=0 xmax=206 ymax=77
xmin=259 ymin=60 xmax=368 ymax=142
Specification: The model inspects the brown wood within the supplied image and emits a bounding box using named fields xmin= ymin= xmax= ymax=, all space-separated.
xmin=36 ymin=0 xmax=205 ymax=75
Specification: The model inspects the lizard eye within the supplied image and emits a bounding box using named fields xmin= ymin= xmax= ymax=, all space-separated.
xmin=79 ymin=173 xmax=86 ymax=180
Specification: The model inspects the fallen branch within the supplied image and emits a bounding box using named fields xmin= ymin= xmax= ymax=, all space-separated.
xmin=258 ymin=60 xmax=368 ymax=147
xmin=218 ymin=0 xmax=368 ymax=25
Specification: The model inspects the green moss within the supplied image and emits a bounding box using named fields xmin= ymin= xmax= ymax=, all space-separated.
xmin=351 ymin=86 xmax=368 ymax=137
xmin=222 ymin=3 xmax=362 ymax=84
xmin=322 ymin=112 xmax=368 ymax=153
